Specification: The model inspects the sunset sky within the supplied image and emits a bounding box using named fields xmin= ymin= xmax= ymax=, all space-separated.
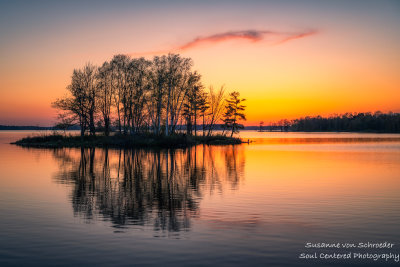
xmin=0 ymin=0 xmax=399 ymax=126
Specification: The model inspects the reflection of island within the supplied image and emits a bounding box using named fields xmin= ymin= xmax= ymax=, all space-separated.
xmin=52 ymin=145 xmax=245 ymax=232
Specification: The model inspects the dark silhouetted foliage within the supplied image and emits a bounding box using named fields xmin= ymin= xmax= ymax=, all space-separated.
xmin=52 ymin=54 xmax=247 ymax=139
xmin=290 ymin=112 xmax=400 ymax=132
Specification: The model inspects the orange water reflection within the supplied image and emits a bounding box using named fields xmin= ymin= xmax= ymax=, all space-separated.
xmin=0 ymin=131 xmax=399 ymax=235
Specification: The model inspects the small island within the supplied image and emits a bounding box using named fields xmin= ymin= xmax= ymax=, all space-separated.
xmin=13 ymin=53 xmax=247 ymax=148
xmin=12 ymin=133 xmax=243 ymax=148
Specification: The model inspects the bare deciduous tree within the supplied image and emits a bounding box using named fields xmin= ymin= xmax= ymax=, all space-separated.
xmin=53 ymin=64 xmax=97 ymax=137
xmin=97 ymin=61 xmax=114 ymax=136
xmin=207 ymin=85 xmax=226 ymax=136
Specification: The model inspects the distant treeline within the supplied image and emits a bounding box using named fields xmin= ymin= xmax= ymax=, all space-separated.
xmin=289 ymin=112 xmax=400 ymax=133
xmin=0 ymin=125 xmax=53 ymax=130
xmin=0 ymin=125 xmax=79 ymax=131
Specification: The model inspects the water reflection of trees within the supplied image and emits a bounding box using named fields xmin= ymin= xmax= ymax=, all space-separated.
xmin=52 ymin=145 xmax=245 ymax=232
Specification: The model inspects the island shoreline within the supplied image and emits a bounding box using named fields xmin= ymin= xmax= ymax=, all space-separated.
xmin=11 ymin=133 xmax=243 ymax=148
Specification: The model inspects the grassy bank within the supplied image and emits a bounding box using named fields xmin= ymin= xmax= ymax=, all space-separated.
xmin=12 ymin=133 xmax=243 ymax=148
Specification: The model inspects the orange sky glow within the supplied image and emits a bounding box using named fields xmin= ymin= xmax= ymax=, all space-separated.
xmin=0 ymin=1 xmax=399 ymax=126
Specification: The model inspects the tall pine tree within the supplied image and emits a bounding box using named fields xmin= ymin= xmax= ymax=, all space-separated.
xmin=223 ymin=92 xmax=246 ymax=137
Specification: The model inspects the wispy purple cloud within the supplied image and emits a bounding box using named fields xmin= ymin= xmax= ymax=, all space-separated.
xmin=130 ymin=29 xmax=318 ymax=56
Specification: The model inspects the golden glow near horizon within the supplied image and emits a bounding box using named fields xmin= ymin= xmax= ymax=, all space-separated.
xmin=0 ymin=1 xmax=399 ymax=126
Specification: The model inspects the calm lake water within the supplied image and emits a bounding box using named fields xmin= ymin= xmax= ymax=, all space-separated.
xmin=0 ymin=131 xmax=399 ymax=266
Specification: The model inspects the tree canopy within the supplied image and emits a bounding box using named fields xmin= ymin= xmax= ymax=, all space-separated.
xmin=53 ymin=53 xmax=247 ymax=138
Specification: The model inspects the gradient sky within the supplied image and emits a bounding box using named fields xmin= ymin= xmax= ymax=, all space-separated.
xmin=0 ymin=0 xmax=399 ymax=126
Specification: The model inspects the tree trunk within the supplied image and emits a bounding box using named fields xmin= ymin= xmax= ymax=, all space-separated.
xmin=165 ymin=93 xmax=170 ymax=136
xmin=89 ymin=112 xmax=95 ymax=136
xmin=194 ymin=108 xmax=197 ymax=137
xmin=117 ymin=104 xmax=122 ymax=133
xmin=156 ymin=102 xmax=161 ymax=135
xmin=104 ymin=117 xmax=109 ymax=136
xmin=80 ymin=118 xmax=85 ymax=139
xmin=202 ymin=114 xmax=205 ymax=136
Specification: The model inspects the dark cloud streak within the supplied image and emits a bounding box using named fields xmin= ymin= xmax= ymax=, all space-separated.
xmin=178 ymin=30 xmax=276 ymax=50
xmin=130 ymin=29 xmax=317 ymax=56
